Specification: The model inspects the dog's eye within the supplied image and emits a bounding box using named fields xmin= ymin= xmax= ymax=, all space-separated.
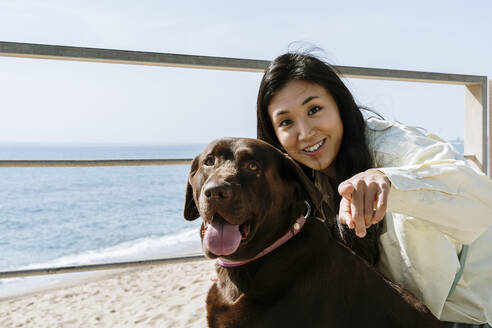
xmin=247 ymin=161 xmax=259 ymax=172
xmin=204 ymin=156 xmax=215 ymax=166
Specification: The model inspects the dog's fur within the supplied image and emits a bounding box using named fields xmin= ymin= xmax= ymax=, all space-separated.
xmin=184 ymin=138 xmax=442 ymax=328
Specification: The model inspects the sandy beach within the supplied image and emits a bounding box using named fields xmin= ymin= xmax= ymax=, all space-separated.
xmin=0 ymin=259 xmax=215 ymax=327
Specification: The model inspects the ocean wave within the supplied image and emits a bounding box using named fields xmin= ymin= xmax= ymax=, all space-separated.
xmin=15 ymin=228 xmax=202 ymax=271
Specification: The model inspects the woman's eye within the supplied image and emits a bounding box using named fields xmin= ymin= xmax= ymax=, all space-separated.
xmin=308 ymin=106 xmax=322 ymax=115
xmin=247 ymin=161 xmax=259 ymax=172
xmin=279 ymin=119 xmax=292 ymax=127
xmin=204 ymin=156 xmax=215 ymax=166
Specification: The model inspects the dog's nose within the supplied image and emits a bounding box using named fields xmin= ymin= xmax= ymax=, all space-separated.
xmin=204 ymin=182 xmax=232 ymax=201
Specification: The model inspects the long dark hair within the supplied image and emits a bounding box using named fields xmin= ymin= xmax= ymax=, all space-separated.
xmin=257 ymin=53 xmax=375 ymax=209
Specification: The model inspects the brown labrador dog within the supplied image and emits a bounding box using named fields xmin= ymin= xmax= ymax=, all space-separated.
xmin=184 ymin=138 xmax=442 ymax=328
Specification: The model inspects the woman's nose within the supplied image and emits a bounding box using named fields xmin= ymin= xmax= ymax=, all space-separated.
xmin=297 ymin=120 xmax=314 ymax=140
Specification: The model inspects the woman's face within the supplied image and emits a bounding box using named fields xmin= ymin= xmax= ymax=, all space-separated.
xmin=267 ymin=80 xmax=343 ymax=177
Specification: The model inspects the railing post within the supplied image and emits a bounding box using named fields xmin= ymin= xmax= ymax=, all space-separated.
xmin=489 ymin=80 xmax=492 ymax=177
xmin=464 ymin=83 xmax=487 ymax=173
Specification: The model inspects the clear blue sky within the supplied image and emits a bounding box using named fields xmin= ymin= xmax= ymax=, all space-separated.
xmin=1 ymin=0 xmax=490 ymax=143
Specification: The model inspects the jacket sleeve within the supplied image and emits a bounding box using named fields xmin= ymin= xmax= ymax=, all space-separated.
xmin=366 ymin=118 xmax=492 ymax=245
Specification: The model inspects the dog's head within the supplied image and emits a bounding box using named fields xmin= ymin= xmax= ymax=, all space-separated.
xmin=184 ymin=138 xmax=322 ymax=261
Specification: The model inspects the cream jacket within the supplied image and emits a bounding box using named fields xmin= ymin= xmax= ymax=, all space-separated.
xmin=365 ymin=118 xmax=492 ymax=324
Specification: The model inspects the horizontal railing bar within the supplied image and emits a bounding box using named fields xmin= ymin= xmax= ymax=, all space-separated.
xmin=336 ymin=65 xmax=487 ymax=85
xmin=0 ymin=255 xmax=206 ymax=279
xmin=0 ymin=158 xmax=192 ymax=167
xmin=0 ymin=41 xmax=486 ymax=85
xmin=0 ymin=41 xmax=268 ymax=72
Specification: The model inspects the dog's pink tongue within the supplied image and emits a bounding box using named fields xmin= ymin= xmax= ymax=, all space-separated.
xmin=204 ymin=218 xmax=241 ymax=256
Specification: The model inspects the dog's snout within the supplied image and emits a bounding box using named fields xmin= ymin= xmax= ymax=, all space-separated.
xmin=204 ymin=182 xmax=232 ymax=201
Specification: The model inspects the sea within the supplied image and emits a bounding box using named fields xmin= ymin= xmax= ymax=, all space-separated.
xmin=0 ymin=140 xmax=465 ymax=297
xmin=0 ymin=143 xmax=206 ymax=297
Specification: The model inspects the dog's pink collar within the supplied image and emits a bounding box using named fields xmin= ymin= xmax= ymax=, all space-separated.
xmin=216 ymin=215 xmax=307 ymax=268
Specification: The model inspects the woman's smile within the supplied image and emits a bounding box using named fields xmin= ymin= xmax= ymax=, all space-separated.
xmin=302 ymin=138 xmax=326 ymax=154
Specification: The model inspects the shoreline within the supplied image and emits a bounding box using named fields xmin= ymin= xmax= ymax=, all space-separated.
xmin=0 ymin=269 xmax=126 ymax=301
xmin=0 ymin=252 xmax=205 ymax=301
xmin=0 ymin=258 xmax=215 ymax=327
xmin=0 ymin=235 xmax=204 ymax=300
xmin=0 ymin=251 xmax=205 ymax=300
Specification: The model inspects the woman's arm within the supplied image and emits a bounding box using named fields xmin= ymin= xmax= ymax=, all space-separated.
xmin=380 ymin=159 xmax=492 ymax=244
xmin=340 ymin=118 xmax=492 ymax=244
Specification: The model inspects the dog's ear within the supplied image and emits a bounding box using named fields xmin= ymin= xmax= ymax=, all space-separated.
xmin=280 ymin=153 xmax=324 ymax=219
xmin=184 ymin=156 xmax=200 ymax=220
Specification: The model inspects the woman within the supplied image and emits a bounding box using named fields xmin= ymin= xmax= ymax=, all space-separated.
xmin=256 ymin=52 xmax=492 ymax=327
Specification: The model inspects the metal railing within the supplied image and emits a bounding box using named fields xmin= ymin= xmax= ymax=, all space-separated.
xmin=0 ymin=255 xmax=205 ymax=279
xmin=0 ymin=41 xmax=489 ymax=279
xmin=0 ymin=158 xmax=192 ymax=167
